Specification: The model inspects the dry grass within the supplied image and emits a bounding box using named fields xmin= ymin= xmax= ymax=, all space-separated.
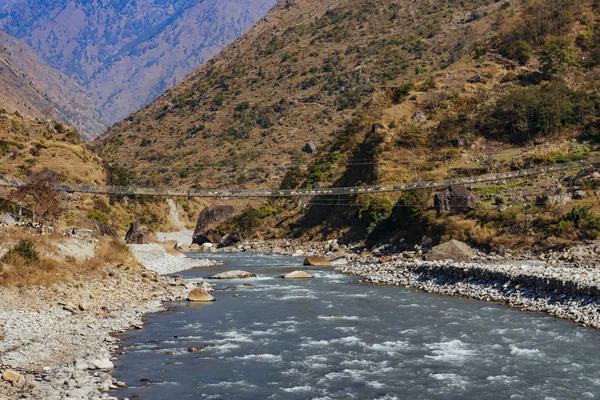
xmin=0 ymin=235 xmax=134 ymax=287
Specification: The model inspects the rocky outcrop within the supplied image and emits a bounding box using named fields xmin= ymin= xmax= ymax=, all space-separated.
xmin=206 ymin=270 xmax=256 ymax=279
xmin=217 ymin=231 xmax=242 ymax=248
xmin=187 ymin=287 xmax=216 ymax=302
xmin=426 ymin=240 xmax=473 ymax=262
xmin=281 ymin=271 xmax=314 ymax=279
xmin=192 ymin=206 xmax=235 ymax=245
xmin=303 ymin=257 xmax=332 ymax=267
xmin=302 ymin=140 xmax=317 ymax=154
xmin=434 ymin=185 xmax=480 ymax=213
xmin=0 ymin=213 xmax=16 ymax=226
xmin=124 ymin=221 xmax=156 ymax=244
xmin=410 ymin=110 xmax=427 ymax=123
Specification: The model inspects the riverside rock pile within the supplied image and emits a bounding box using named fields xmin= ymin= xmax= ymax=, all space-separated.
xmin=0 ymin=244 xmax=216 ymax=400
xmin=336 ymin=260 xmax=600 ymax=329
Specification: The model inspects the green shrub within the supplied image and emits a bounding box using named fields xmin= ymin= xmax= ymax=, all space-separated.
xmin=5 ymin=240 xmax=39 ymax=263
xmin=503 ymin=41 xmax=533 ymax=65
xmin=359 ymin=196 xmax=393 ymax=230
xmin=88 ymin=210 xmax=109 ymax=225
xmin=559 ymin=205 xmax=600 ymax=238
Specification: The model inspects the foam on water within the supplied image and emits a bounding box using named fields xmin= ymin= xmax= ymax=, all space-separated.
xmin=425 ymin=340 xmax=475 ymax=363
xmin=282 ymin=385 xmax=314 ymax=393
xmin=509 ymin=344 xmax=541 ymax=357
xmin=233 ymin=354 xmax=282 ymax=362
xmin=430 ymin=373 xmax=469 ymax=389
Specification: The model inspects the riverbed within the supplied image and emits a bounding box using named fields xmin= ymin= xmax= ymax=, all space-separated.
xmin=111 ymin=253 xmax=600 ymax=399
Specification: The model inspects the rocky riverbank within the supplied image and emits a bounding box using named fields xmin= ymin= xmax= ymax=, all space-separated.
xmin=0 ymin=243 xmax=217 ymax=399
xmin=336 ymin=260 xmax=600 ymax=329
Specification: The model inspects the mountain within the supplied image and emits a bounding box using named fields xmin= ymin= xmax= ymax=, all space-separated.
xmin=0 ymin=30 xmax=107 ymax=140
xmin=0 ymin=0 xmax=278 ymax=129
xmin=94 ymin=0 xmax=600 ymax=247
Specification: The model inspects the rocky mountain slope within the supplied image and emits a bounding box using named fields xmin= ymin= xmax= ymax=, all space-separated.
xmin=0 ymin=0 xmax=278 ymax=129
xmin=96 ymin=0 xmax=600 ymax=249
xmin=94 ymin=0 xmax=520 ymax=189
xmin=0 ymin=30 xmax=106 ymax=141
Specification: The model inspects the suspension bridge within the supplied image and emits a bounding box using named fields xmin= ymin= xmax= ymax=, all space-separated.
xmin=0 ymin=157 xmax=598 ymax=199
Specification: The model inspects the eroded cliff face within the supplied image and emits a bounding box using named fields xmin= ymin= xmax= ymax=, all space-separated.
xmin=0 ymin=0 xmax=278 ymax=129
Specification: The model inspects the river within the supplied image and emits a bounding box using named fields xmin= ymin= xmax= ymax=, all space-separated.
xmin=111 ymin=253 xmax=600 ymax=399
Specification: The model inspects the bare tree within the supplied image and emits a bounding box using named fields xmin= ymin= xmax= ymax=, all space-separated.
xmin=11 ymin=179 xmax=60 ymax=226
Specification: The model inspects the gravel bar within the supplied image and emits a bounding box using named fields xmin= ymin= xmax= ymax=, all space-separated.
xmin=336 ymin=260 xmax=600 ymax=329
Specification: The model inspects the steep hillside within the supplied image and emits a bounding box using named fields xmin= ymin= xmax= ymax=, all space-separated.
xmin=0 ymin=0 xmax=277 ymax=127
xmin=95 ymin=0 xmax=513 ymax=189
xmin=97 ymin=0 xmax=600 ymax=249
xmin=0 ymin=30 xmax=107 ymax=141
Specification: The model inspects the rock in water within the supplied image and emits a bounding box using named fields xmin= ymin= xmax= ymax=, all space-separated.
xmin=124 ymin=221 xmax=156 ymax=244
xmin=426 ymin=240 xmax=473 ymax=262
xmin=217 ymin=231 xmax=242 ymax=248
xmin=303 ymin=257 xmax=332 ymax=267
xmin=188 ymin=288 xmax=216 ymax=302
xmin=282 ymin=271 xmax=314 ymax=279
xmin=2 ymin=370 xmax=20 ymax=383
xmin=92 ymin=359 xmax=114 ymax=371
xmin=433 ymin=185 xmax=480 ymax=213
xmin=206 ymin=270 xmax=256 ymax=279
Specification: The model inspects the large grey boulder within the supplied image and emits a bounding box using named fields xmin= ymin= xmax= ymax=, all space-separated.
xmin=0 ymin=212 xmax=16 ymax=226
xmin=426 ymin=240 xmax=473 ymax=262
xmin=434 ymin=185 xmax=480 ymax=213
xmin=192 ymin=206 xmax=234 ymax=245
xmin=124 ymin=221 xmax=156 ymax=244
xmin=217 ymin=231 xmax=242 ymax=248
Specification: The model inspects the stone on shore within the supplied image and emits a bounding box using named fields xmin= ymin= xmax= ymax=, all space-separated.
xmin=217 ymin=231 xmax=242 ymax=248
xmin=124 ymin=221 xmax=156 ymax=244
xmin=192 ymin=206 xmax=235 ymax=244
xmin=303 ymin=257 xmax=332 ymax=267
xmin=2 ymin=370 xmax=20 ymax=383
xmin=188 ymin=287 xmax=216 ymax=302
xmin=379 ymin=256 xmax=392 ymax=263
xmin=329 ymin=256 xmax=349 ymax=266
xmin=282 ymin=271 xmax=314 ymax=279
xmin=426 ymin=239 xmax=473 ymax=262
xmin=206 ymin=270 xmax=257 ymax=279
xmin=92 ymin=359 xmax=114 ymax=371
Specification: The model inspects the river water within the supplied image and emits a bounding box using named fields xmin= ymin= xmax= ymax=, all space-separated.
xmin=111 ymin=253 xmax=600 ymax=399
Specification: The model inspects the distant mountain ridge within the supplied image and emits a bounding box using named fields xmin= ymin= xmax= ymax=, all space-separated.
xmin=0 ymin=30 xmax=106 ymax=140
xmin=0 ymin=0 xmax=278 ymax=131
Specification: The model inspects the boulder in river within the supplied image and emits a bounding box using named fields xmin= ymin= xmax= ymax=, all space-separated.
xmin=282 ymin=271 xmax=314 ymax=279
xmin=188 ymin=287 xmax=216 ymax=302
xmin=124 ymin=221 xmax=156 ymax=244
xmin=426 ymin=239 xmax=473 ymax=262
xmin=303 ymin=257 xmax=332 ymax=267
xmin=206 ymin=270 xmax=256 ymax=279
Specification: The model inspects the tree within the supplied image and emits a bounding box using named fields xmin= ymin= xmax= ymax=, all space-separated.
xmin=11 ymin=179 xmax=60 ymax=225
xmin=540 ymin=36 xmax=578 ymax=75
xmin=503 ymin=40 xmax=533 ymax=65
